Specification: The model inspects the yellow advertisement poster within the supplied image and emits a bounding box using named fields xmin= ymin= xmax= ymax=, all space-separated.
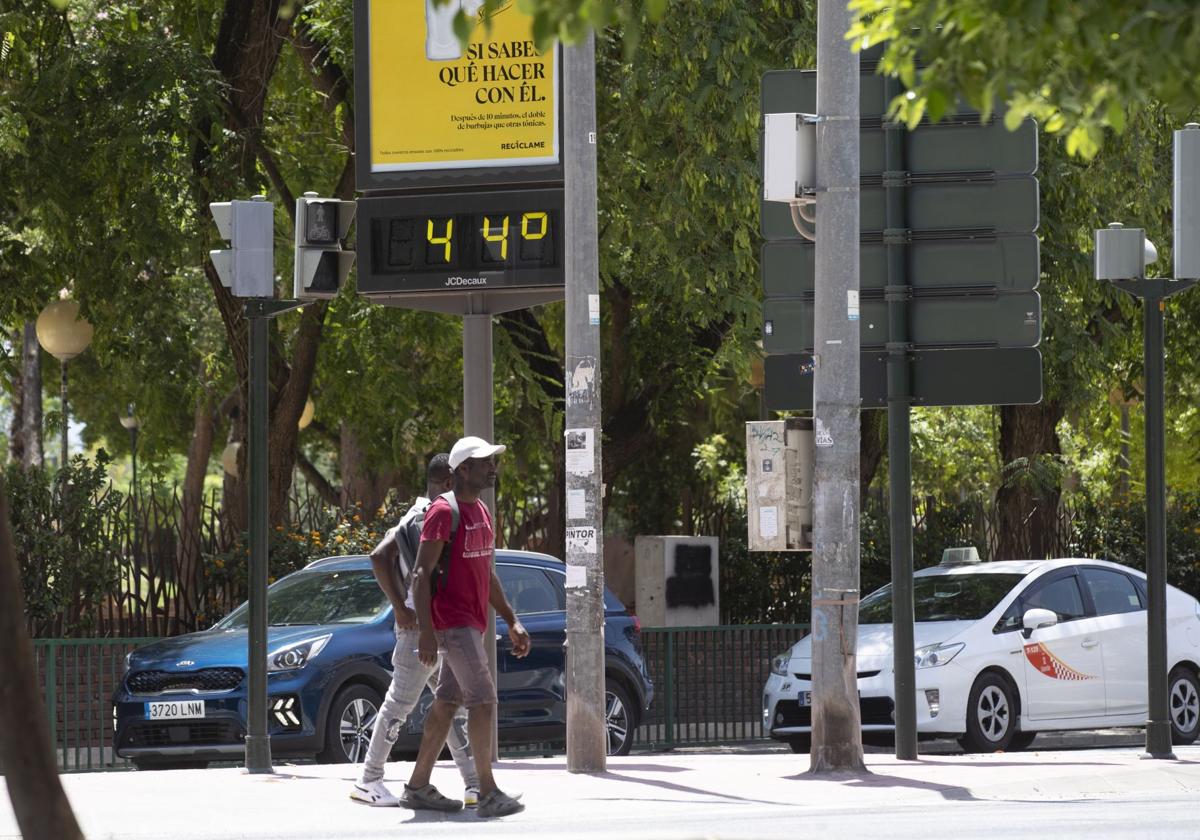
xmin=369 ymin=0 xmax=559 ymax=172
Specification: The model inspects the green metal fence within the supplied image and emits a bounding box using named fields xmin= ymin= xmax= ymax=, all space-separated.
xmin=31 ymin=624 xmax=809 ymax=771
xmin=32 ymin=638 xmax=158 ymax=772
xmin=634 ymin=624 xmax=809 ymax=749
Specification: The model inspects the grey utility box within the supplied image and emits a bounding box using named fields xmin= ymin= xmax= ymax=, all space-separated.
xmin=1095 ymin=223 xmax=1151 ymax=281
xmin=1176 ymin=123 xmax=1200 ymax=279
xmin=746 ymin=419 xmax=813 ymax=551
xmin=763 ymin=112 xmax=817 ymax=202
xmin=634 ymin=536 xmax=719 ymax=627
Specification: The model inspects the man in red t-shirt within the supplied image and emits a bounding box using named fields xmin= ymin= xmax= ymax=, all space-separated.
xmin=401 ymin=436 xmax=531 ymax=819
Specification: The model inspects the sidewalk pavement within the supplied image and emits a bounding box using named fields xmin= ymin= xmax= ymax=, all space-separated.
xmin=2 ymin=744 xmax=1198 ymax=840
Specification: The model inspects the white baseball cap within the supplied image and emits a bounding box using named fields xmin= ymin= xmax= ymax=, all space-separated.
xmin=448 ymin=436 xmax=506 ymax=470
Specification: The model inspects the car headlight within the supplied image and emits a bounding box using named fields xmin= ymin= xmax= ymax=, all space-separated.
xmin=770 ymin=652 xmax=791 ymax=676
xmin=914 ymin=642 xmax=964 ymax=669
xmin=268 ymin=634 xmax=332 ymax=672
xmin=124 ymin=651 xmax=133 ymax=671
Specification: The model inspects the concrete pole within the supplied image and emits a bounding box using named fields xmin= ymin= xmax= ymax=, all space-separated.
xmin=463 ymin=302 xmax=499 ymax=762
xmin=809 ymin=0 xmax=866 ymax=773
xmin=563 ymin=33 xmax=607 ymax=772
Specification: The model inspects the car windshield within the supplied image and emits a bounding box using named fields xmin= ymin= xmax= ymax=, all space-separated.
xmin=859 ymin=573 xmax=1026 ymax=624
xmin=217 ymin=568 xmax=388 ymax=628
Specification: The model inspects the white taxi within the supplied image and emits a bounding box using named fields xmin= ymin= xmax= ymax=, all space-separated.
xmin=763 ymin=550 xmax=1200 ymax=752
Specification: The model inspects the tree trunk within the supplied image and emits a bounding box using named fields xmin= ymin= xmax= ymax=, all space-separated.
xmin=994 ymin=402 xmax=1065 ymax=560
xmin=8 ymin=322 xmax=43 ymax=468
xmin=221 ymin=422 xmax=248 ymax=540
xmin=196 ymin=0 xmax=338 ymax=530
xmin=8 ymin=328 xmax=24 ymax=466
xmin=860 ymin=408 xmax=885 ymax=495
xmin=0 ymin=475 xmax=84 ymax=840
xmin=339 ymin=423 xmax=395 ymax=515
xmin=178 ymin=367 xmax=216 ymax=629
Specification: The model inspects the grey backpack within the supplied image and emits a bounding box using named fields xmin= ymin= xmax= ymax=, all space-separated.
xmin=378 ymin=491 xmax=460 ymax=596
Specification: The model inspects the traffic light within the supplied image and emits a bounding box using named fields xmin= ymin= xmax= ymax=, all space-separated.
xmin=294 ymin=192 xmax=356 ymax=299
xmin=209 ymin=196 xmax=274 ymax=298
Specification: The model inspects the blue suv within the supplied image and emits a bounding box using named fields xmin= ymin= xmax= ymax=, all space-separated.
xmin=113 ymin=550 xmax=653 ymax=769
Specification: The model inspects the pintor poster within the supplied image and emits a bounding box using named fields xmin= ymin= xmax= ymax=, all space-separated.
xmin=368 ymin=0 xmax=560 ymax=172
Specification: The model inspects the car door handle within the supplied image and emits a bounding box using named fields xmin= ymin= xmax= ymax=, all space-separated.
xmin=1081 ymin=638 xmax=1099 ymax=649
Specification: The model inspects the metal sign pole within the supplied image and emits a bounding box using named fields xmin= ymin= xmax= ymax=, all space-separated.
xmin=463 ymin=300 xmax=499 ymax=762
xmin=243 ymin=298 xmax=303 ymax=774
xmin=883 ymin=75 xmax=918 ymax=762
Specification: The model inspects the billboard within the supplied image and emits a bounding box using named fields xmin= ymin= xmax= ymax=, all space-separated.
xmin=355 ymin=0 xmax=561 ymax=190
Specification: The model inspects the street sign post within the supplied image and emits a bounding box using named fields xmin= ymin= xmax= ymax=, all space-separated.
xmin=764 ymin=349 xmax=1043 ymax=410
xmin=760 ymin=66 xmax=1041 ymax=761
xmin=764 ymin=294 xmax=1041 ymax=353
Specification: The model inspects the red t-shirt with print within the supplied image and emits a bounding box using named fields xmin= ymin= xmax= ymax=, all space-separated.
xmin=420 ymin=495 xmax=493 ymax=633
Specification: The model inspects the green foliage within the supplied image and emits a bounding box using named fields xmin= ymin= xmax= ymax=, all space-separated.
xmin=1067 ymin=492 xmax=1200 ymax=599
xmin=910 ymin=406 xmax=999 ymax=500
xmin=196 ymin=498 xmax=407 ymax=627
xmin=439 ymin=0 xmax=671 ymax=55
xmin=847 ymin=0 xmax=1200 ymax=160
xmin=5 ymin=452 xmax=124 ymax=635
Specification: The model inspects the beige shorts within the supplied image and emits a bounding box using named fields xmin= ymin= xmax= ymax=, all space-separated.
xmin=434 ymin=626 xmax=498 ymax=708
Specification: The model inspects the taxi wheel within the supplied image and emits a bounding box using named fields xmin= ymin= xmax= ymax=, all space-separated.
xmin=317 ymin=684 xmax=382 ymax=764
xmin=1168 ymin=666 xmax=1200 ymax=745
xmin=959 ymin=672 xmax=1016 ymax=753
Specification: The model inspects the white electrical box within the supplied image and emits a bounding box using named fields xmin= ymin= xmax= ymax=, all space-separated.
xmin=634 ymin=536 xmax=719 ymax=627
xmin=746 ymin=419 xmax=813 ymax=551
xmin=763 ymin=112 xmax=817 ymax=203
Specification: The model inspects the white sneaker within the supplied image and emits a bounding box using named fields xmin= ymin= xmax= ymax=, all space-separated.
xmin=350 ymin=780 xmax=400 ymax=807
xmin=464 ymin=786 xmax=479 ymax=807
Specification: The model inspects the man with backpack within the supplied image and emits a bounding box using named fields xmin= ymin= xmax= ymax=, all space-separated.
xmin=349 ymin=453 xmax=480 ymax=808
xmin=401 ymin=436 xmax=530 ymax=819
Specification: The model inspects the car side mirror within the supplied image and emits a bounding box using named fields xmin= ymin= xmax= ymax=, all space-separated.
xmin=1021 ymin=607 xmax=1058 ymax=639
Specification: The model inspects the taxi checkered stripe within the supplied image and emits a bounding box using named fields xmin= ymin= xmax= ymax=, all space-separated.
xmin=1023 ymin=642 xmax=1097 ymax=681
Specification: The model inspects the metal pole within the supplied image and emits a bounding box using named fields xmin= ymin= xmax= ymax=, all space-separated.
xmin=244 ymin=308 xmax=273 ymax=773
xmin=130 ymin=425 xmax=138 ymax=566
xmin=1142 ymin=292 xmax=1174 ymax=759
xmin=60 ymin=361 xmax=69 ymax=470
xmin=883 ymin=74 xmax=917 ymax=761
xmin=463 ymin=304 xmax=499 ymax=762
xmin=563 ymin=32 xmax=607 ymax=773
xmin=810 ymin=0 xmax=865 ymax=773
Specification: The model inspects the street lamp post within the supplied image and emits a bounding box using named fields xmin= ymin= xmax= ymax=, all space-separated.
xmin=1094 ymin=124 xmax=1200 ymax=758
xmin=35 ymin=299 xmax=94 ymax=470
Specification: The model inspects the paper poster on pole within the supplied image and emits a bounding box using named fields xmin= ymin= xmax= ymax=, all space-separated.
xmin=566 ymin=527 xmax=597 ymax=555
xmin=567 ymin=488 xmax=587 ymax=520
xmin=565 ymin=428 xmax=594 ymax=474
xmin=564 ymin=563 xmax=587 ymax=587
xmin=367 ymin=0 xmax=559 ymax=173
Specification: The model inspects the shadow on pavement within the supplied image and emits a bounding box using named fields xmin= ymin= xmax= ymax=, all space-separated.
xmin=590 ymin=769 xmax=798 ymax=807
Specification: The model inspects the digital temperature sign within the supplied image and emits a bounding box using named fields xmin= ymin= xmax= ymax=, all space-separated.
xmin=356 ymin=188 xmax=564 ymax=295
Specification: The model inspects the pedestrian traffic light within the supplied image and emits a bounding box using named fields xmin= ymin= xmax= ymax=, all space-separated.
xmin=209 ymin=196 xmax=275 ymax=298
xmin=294 ymin=192 xmax=356 ymax=300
